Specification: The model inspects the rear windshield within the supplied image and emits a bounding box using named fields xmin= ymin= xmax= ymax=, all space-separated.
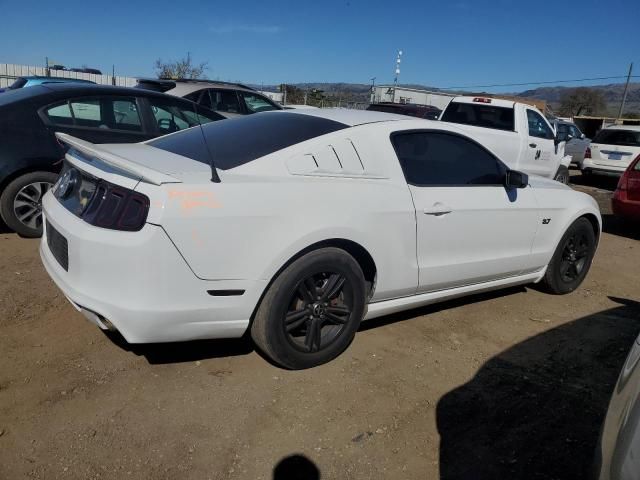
xmin=441 ymin=102 xmax=515 ymax=131
xmin=592 ymin=129 xmax=640 ymax=147
xmin=8 ymin=77 xmax=27 ymax=89
xmin=148 ymin=112 xmax=347 ymax=170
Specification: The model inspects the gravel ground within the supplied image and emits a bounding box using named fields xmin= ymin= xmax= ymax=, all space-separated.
xmin=1 ymin=169 xmax=639 ymax=480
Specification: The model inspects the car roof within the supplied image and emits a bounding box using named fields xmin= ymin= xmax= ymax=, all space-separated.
xmin=36 ymin=82 xmax=186 ymax=98
xmin=278 ymin=108 xmax=411 ymax=126
xmin=451 ymin=96 xmax=515 ymax=109
xmin=167 ymin=81 xmax=256 ymax=97
xmin=604 ymin=124 xmax=640 ymax=131
xmin=0 ymin=83 xmax=195 ymax=107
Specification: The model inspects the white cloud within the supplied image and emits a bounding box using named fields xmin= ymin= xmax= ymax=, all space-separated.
xmin=209 ymin=24 xmax=281 ymax=34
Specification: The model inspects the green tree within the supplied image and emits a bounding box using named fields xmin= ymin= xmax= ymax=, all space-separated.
xmin=154 ymin=53 xmax=208 ymax=79
xmin=559 ymin=87 xmax=606 ymax=117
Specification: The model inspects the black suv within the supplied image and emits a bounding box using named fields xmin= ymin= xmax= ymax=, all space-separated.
xmin=0 ymin=83 xmax=223 ymax=237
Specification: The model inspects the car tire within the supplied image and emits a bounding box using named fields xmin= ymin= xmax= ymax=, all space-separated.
xmin=251 ymin=247 xmax=366 ymax=369
xmin=554 ymin=165 xmax=570 ymax=184
xmin=0 ymin=171 xmax=58 ymax=238
xmin=541 ymin=217 xmax=596 ymax=295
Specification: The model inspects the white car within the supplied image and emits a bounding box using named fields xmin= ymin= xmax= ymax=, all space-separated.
xmin=40 ymin=110 xmax=601 ymax=369
xmin=583 ymin=125 xmax=640 ymax=176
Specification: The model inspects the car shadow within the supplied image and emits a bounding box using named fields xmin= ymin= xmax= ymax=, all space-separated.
xmin=104 ymin=330 xmax=254 ymax=365
xmin=570 ymin=171 xmax=619 ymax=192
xmin=436 ymin=296 xmax=640 ymax=480
xmin=601 ymin=213 xmax=640 ymax=241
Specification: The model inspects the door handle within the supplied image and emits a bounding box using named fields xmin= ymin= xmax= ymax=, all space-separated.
xmin=423 ymin=203 xmax=452 ymax=216
xmin=529 ymin=143 xmax=537 ymax=148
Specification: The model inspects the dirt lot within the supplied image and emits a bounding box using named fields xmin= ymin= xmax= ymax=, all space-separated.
xmin=1 ymin=170 xmax=639 ymax=480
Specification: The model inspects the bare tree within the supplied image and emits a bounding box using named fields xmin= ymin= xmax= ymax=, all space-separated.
xmin=559 ymin=87 xmax=606 ymax=117
xmin=154 ymin=52 xmax=208 ymax=80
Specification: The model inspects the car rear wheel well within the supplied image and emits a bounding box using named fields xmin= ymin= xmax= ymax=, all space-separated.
xmin=0 ymin=164 xmax=60 ymax=194
xmin=246 ymin=239 xmax=377 ymax=333
xmin=580 ymin=213 xmax=601 ymax=246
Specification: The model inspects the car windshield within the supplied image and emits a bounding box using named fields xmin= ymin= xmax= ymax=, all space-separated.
xmin=592 ymin=129 xmax=640 ymax=147
xmin=147 ymin=112 xmax=347 ymax=170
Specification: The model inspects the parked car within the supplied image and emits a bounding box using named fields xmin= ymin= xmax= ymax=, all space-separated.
xmin=68 ymin=67 xmax=102 ymax=75
xmin=440 ymin=96 xmax=572 ymax=183
xmin=159 ymin=79 xmax=283 ymax=117
xmin=1 ymin=75 xmax=94 ymax=92
xmin=367 ymin=102 xmax=441 ymax=120
xmin=583 ymin=126 xmax=640 ymax=176
xmin=0 ymin=83 xmax=224 ymax=237
xmin=41 ymin=109 xmax=600 ymax=369
xmin=134 ymin=78 xmax=176 ymax=93
xmin=550 ymin=119 xmax=591 ymax=168
xmin=612 ymin=153 xmax=640 ymax=220
xmin=594 ymin=330 xmax=640 ymax=479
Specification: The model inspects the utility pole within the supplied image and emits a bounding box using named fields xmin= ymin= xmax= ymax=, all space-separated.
xmin=45 ymin=57 xmax=50 ymax=77
xmin=392 ymin=50 xmax=402 ymax=103
xmin=283 ymin=83 xmax=287 ymax=106
xmin=112 ymin=64 xmax=116 ymax=86
xmin=617 ymin=62 xmax=633 ymax=121
xmin=370 ymin=77 xmax=376 ymax=103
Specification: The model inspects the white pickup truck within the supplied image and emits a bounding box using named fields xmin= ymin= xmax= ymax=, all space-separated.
xmin=440 ymin=96 xmax=572 ymax=183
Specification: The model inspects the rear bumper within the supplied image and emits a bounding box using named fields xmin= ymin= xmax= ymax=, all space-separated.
xmin=582 ymin=158 xmax=626 ymax=175
xmin=40 ymin=192 xmax=266 ymax=343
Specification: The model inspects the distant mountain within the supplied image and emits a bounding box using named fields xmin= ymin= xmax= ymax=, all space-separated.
xmin=255 ymin=81 xmax=640 ymax=116
xmin=515 ymin=83 xmax=640 ymax=116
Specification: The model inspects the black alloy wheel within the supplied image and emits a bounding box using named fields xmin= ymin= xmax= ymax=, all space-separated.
xmin=542 ymin=217 xmax=596 ymax=294
xmin=284 ymin=272 xmax=354 ymax=353
xmin=559 ymin=232 xmax=590 ymax=282
xmin=251 ymin=248 xmax=366 ymax=369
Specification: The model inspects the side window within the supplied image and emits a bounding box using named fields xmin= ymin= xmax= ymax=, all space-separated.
xmin=69 ymin=99 xmax=102 ymax=126
xmin=112 ymin=99 xmax=142 ymax=131
xmin=569 ymin=125 xmax=581 ymax=138
xmin=148 ymin=99 xmax=199 ymax=134
xmin=44 ymin=102 xmax=74 ymax=125
xmin=240 ymin=92 xmax=279 ymax=113
xmin=527 ymin=110 xmax=554 ymax=139
xmin=209 ymin=89 xmax=241 ymax=114
xmin=44 ymin=97 xmax=142 ymax=131
xmin=391 ymin=132 xmax=506 ymax=186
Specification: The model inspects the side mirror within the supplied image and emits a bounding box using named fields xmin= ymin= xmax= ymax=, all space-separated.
xmin=566 ymin=134 xmax=574 ymax=142
xmin=505 ymin=170 xmax=529 ymax=189
xmin=580 ymin=133 xmax=586 ymax=139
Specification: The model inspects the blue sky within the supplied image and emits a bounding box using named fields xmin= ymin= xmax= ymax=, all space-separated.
xmin=2 ymin=0 xmax=638 ymax=92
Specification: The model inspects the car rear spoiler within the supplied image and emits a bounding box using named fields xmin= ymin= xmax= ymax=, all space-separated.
xmin=55 ymin=132 xmax=181 ymax=185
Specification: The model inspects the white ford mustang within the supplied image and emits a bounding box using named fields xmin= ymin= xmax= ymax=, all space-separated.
xmin=40 ymin=109 xmax=601 ymax=369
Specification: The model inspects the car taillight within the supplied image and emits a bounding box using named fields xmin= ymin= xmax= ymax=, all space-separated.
xmin=615 ymin=154 xmax=640 ymax=193
xmin=82 ymin=181 xmax=150 ymax=231
xmin=584 ymin=147 xmax=591 ymax=159
xmin=616 ymin=169 xmax=629 ymax=192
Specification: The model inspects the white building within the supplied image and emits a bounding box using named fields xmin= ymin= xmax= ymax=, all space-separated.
xmin=371 ymin=85 xmax=455 ymax=110
xmin=259 ymin=91 xmax=284 ymax=103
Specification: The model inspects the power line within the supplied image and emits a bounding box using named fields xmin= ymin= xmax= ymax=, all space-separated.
xmin=440 ymin=74 xmax=640 ymax=90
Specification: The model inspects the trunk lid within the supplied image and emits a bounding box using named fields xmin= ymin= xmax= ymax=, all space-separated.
xmin=56 ymin=133 xmax=211 ymax=185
